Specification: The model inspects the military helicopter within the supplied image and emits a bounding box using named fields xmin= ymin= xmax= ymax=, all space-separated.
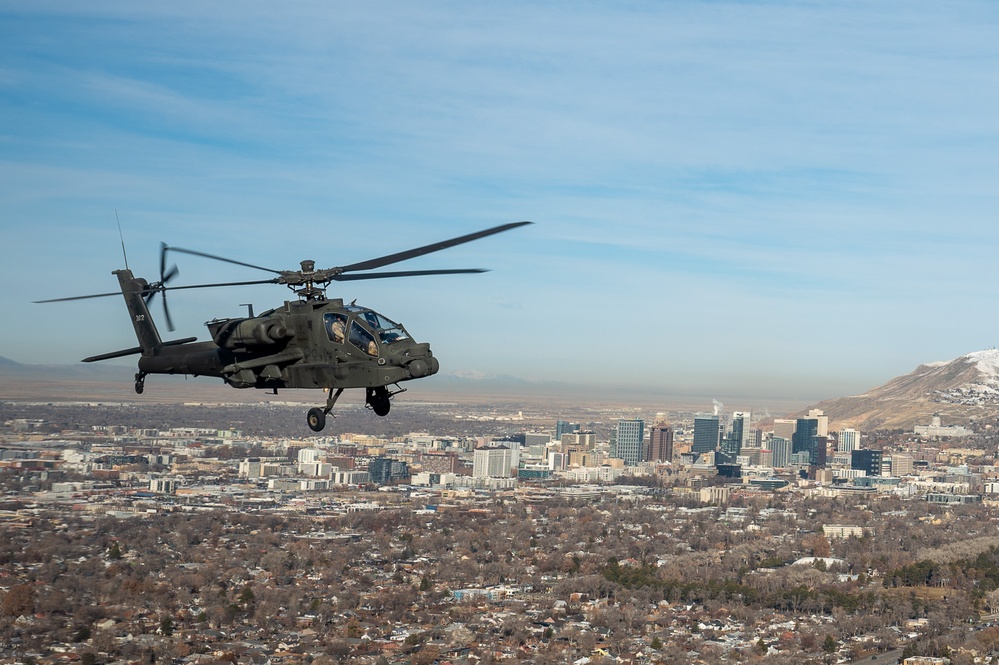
xmin=37 ymin=221 xmax=531 ymax=431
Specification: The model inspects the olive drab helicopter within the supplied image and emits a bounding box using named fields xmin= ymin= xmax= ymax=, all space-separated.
xmin=37 ymin=221 xmax=531 ymax=431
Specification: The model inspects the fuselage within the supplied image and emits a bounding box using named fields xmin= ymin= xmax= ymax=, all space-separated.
xmin=137 ymin=298 xmax=439 ymax=391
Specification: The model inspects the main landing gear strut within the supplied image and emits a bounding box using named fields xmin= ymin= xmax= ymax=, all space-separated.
xmin=305 ymin=385 xmax=403 ymax=432
xmin=307 ymin=388 xmax=344 ymax=432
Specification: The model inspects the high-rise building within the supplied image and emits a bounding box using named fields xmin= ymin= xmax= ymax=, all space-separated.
xmin=851 ymin=449 xmax=883 ymax=477
xmin=524 ymin=432 xmax=551 ymax=448
xmin=889 ymin=454 xmax=914 ymax=476
xmin=421 ymin=450 xmax=458 ymax=474
xmin=297 ymin=448 xmax=322 ymax=464
xmin=770 ymin=437 xmax=792 ymax=467
xmin=773 ymin=419 xmax=797 ymax=441
xmin=838 ymin=428 xmax=860 ymax=453
xmin=560 ymin=431 xmax=595 ymax=451
xmin=473 ymin=446 xmax=514 ymax=478
xmin=814 ymin=436 xmax=829 ymax=467
xmin=693 ymin=415 xmax=721 ymax=454
xmin=488 ymin=438 xmax=521 ymax=471
xmin=793 ymin=418 xmax=824 ymax=466
xmin=610 ymin=419 xmax=645 ymax=465
xmin=732 ymin=411 xmax=751 ymax=445
xmin=368 ymin=457 xmax=410 ymax=485
xmin=806 ymin=409 xmax=829 ymax=437
xmin=648 ymin=424 xmax=674 ymax=462
xmin=549 ymin=451 xmax=569 ymax=471
xmin=555 ymin=420 xmax=579 ymax=442
xmin=722 ymin=411 xmax=751 ymax=456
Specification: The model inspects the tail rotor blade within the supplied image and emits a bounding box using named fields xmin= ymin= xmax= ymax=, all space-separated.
xmin=162 ymin=290 xmax=175 ymax=332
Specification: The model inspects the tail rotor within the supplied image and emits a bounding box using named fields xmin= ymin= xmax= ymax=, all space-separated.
xmin=144 ymin=242 xmax=180 ymax=331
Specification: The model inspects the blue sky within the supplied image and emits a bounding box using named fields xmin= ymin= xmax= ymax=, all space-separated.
xmin=2 ymin=1 xmax=999 ymax=401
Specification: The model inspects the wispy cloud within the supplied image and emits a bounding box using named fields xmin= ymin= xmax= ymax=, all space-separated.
xmin=3 ymin=0 xmax=999 ymax=399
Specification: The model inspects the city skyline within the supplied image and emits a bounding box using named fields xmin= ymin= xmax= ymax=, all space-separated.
xmin=4 ymin=2 xmax=999 ymax=401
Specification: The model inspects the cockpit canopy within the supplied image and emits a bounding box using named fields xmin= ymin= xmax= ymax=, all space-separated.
xmin=323 ymin=306 xmax=411 ymax=357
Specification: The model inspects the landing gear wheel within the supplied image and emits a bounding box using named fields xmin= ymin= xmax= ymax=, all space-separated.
xmin=372 ymin=398 xmax=391 ymax=417
xmin=307 ymin=407 xmax=326 ymax=432
xmin=134 ymin=372 xmax=146 ymax=395
xmin=367 ymin=387 xmax=391 ymax=417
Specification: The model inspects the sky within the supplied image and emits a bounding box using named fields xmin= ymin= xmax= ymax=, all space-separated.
xmin=2 ymin=1 xmax=999 ymax=403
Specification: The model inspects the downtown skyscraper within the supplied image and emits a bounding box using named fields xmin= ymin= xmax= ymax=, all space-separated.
xmin=610 ymin=419 xmax=645 ymax=465
xmin=648 ymin=423 xmax=674 ymax=462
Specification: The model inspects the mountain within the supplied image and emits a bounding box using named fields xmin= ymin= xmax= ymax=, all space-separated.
xmin=808 ymin=350 xmax=999 ymax=430
xmin=0 ymin=357 xmax=627 ymax=406
xmin=0 ymin=356 xmax=133 ymax=380
xmin=0 ymin=356 xmax=24 ymax=369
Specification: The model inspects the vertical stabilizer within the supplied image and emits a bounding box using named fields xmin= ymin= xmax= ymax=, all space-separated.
xmin=114 ymin=269 xmax=162 ymax=355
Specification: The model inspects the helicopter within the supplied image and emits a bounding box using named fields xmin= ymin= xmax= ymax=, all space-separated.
xmin=37 ymin=221 xmax=531 ymax=431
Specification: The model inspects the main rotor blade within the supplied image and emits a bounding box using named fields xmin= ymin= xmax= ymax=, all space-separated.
xmin=160 ymin=279 xmax=280 ymax=291
xmin=34 ymin=291 xmax=122 ymax=303
xmin=337 ymin=221 xmax=532 ymax=273
xmin=165 ymin=245 xmax=282 ymax=274
xmin=332 ymin=268 xmax=488 ymax=281
xmin=35 ymin=279 xmax=278 ymax=304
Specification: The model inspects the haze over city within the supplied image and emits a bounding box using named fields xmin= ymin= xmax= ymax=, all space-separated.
xmin=3 ymin=2 xmax=999 ymax=402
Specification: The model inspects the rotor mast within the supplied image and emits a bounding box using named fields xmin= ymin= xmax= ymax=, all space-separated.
xmin=291 ymin=260 xmax=327 ymax=300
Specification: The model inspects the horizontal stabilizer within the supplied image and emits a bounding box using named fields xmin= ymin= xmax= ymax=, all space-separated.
xmin=82 ymin=336 xmax=197 ymax=363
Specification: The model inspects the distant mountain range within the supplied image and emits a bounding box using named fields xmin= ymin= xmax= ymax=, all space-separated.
xmin=0 ymin=356 xmax=133 ymax=379
xmin=19 ymin=350 xmax=996 ymax=425
xmin=808 ymin=349 xmax=999 ymax=430
xmin=0 ymin=356 xmax=614 ymax=405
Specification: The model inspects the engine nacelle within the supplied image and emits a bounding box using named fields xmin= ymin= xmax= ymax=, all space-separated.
xmin=208 ymin=316 xmax=294 ymax=349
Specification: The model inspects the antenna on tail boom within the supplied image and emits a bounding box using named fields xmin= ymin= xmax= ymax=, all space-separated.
xmin=116 ymin=209 xmax=129 ymax=270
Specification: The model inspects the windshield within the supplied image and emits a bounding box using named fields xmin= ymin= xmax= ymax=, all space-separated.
xmin=345 ymin=305 xmax=410 ymax=344
xmin=349 ymin=321 xmax=378 ymax=356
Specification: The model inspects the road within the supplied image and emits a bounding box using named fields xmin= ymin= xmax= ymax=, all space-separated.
xmin=855 ymin=648 xmax=902 ymax=664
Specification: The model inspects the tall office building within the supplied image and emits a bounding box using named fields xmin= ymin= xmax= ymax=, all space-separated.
xmin=555 ymin=420 xmax=579 ymax=442
xmin=421 ymin=450 xmax=458 ymax=474
xmin=793 ymin=418 xmax=824 ymax=466
xmin=648 ymin=424 xmax=674 ymax=462
xmin=806 ymin=409 xmax=829 ymax=437
xmin=890 ymin=454 xmax=914 ymax=476
xmin=770 ymin=437 xmax=792 ymax=467
xmin=610 ymin=419 xmax=645 ymax=465
xmin=773 ymin=419 xmax=797 ymax=442
xmin=722 ymin=411 xmax=751 ymax=457
xmin=838 ymin=428 xmax=860 ymax=453
xmin=814 ymin=436 xmax=829 ymax=467
xmin=297 ymin=448 xmax=322 ymax=464
xmin=693 ymin=415 xmax=721 ymax=454
xmin=851 ymin=449 xmax=883 ymax=477
xmin=560 ymin=431 xmax=596 ymax=451
xmin=473 ymin=446 xmax=514 ymax=478
xmin=368 ymin=458 xmax=410 ymax=485
xmin=732 ymin=411 xmax=751 ymax=446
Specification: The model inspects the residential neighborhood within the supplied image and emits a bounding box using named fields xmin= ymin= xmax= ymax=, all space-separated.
xmin=3 ymin=400 xmax=999 ymax=664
